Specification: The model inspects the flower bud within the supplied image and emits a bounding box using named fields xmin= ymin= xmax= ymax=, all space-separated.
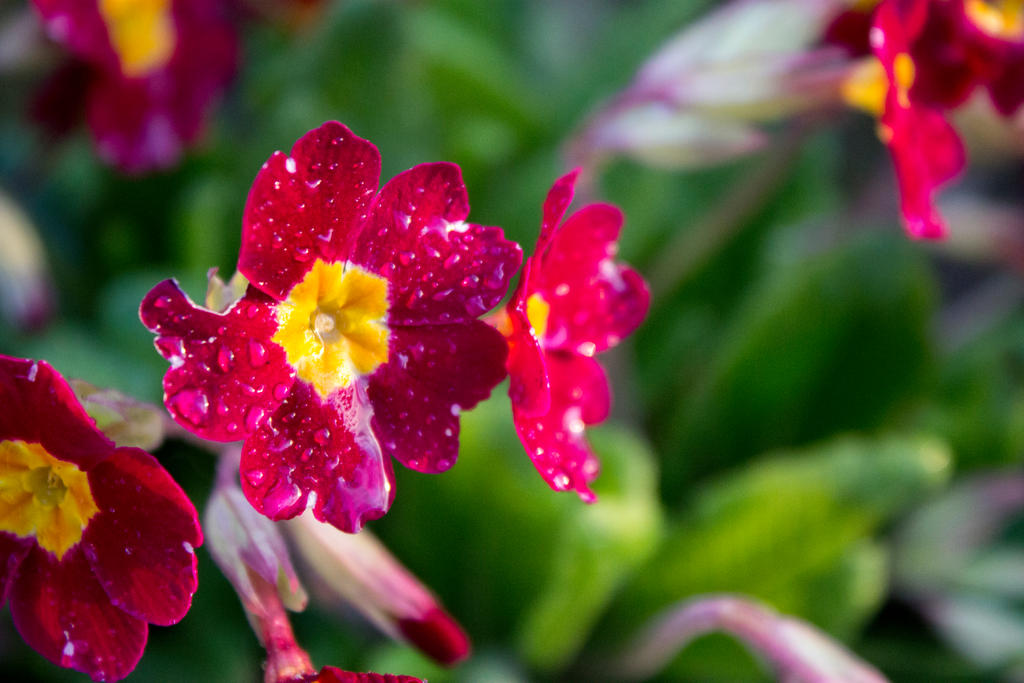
xmin=287 ymin=512 xmax=470 ymax=666
xmin=0 ymin=190 xmax=54 ymax=332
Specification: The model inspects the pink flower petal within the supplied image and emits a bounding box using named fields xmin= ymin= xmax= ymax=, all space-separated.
xmin=539 ymin=204 xmax=651 ymax=354
xmin=368 ymin=322 xmax=508 ymax=473
xmin=352 ymin=162 xmax=522 ymax=325
xmin=239 ymin=121 xmax=382 ymax=300
xmin=874 ymin=1 xmax=966 ymax=240
xmin=139 ymin=279 xmax=294 ymax=442
xmin=9 ymin=545 xmax=148 ymax=682
xmin=82 ymin=447 xmax=201 ymax=627
xmin=0 ymin=356 xmax=112 ymax=471
xmin=538 ymin=168 xmax=580 ymax=245
xmin=513 ymin=353 xmax=610 ymax=503
xmin=31 ymin=0 xmax=119 ymax=70
xmin=314 ymin=667 xmax=423 ymax=683
xmin=505 ymin=306 xmax=551 ymax=418
xmin=240 ymin=381 xmax=395 ymax=533
xmin=0 ymin=532 xmax=33 ymax=607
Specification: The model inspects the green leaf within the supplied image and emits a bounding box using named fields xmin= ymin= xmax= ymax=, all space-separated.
xmin=517 ymin=425 xmax=664 ymax=672
xmin=592 ymin=433 xmax=951 ymax=677
xmin=658 ymin=233 xmax=937 ymax=497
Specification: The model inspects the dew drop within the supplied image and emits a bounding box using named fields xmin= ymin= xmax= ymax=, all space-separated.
xmin=170 ymin=390 xmax=210 ymax=427
xmin=285 ymin=157 xmax=297 ymax=174
xmin=245 ymin=405 xmax=266 ymax=432
xmin=313 ymin=428 xmax=330 ymax=445
xmin=273 ymin=383 xmax=291 ymax=401
xmin=398 ymin=251 xmax=415 ymax=266
xmin=248 ymin=340 xmax=269 ymax=367
xmin=217 ymin=347 xmax=234 ymax=372
xmin=245 ymin=469 xmax=265 ymax=487
xmin=154 ymin=295 xmax=172 ymax=309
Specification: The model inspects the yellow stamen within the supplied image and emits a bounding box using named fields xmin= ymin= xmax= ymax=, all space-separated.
xmin=98 ymin=0 xmax=176 ymax=77
xmin=841 ymin=53 xmax=915 ymax=117
xmin=526 ymin=293 xmax=550 ymax=340
xmin=0 ymin=440 xmax=99 ymax=559
xmin=272 ymin=260 xmax=390 ymax=398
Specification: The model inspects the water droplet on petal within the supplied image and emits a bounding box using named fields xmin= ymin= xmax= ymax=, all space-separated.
xmin=217 ymin=347 xmax=234 ymax=372
xmin=273 ymin=383 xmax=291 ymax=401
xmin=248 ymin=340 xmax=269 ymax=367
xmin=245 ymin=469 xmax=265 ymax=487
xmin=170 ymin=390 xmax=210 ymax=427
xmin=314 ymin=428 xmax=330 ymax=445
xmin=245 ymin=405 xmax=267 ymax=432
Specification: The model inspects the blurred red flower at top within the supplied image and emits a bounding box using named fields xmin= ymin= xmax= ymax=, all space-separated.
xmin=496 ymin=171 xmax=649 ymax=501
xmin=141 ymin=121 xmax=521 ymax=533
xmin=0 ymin=355 xmax=201 ymax=682
xmin=31 ymin=0 xmax=237 ymax=173
xmin=299 ymin=669 xmax=422 ymax=683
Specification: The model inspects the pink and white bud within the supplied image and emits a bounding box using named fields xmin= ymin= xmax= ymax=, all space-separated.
xmin=287 ymin=512 xmax=470 ymax=667
xmin=0 ymin=190 xmax=54 ymax=332
xmin=568 ymin=0 xmax=854 ymax=170
xmin=70 ymin=379 xmax=166 ymax=450
xmin=614 ymin=594 xmax=888 ymax=682
xmin=206 ymin=447 xmax=308 ymax=616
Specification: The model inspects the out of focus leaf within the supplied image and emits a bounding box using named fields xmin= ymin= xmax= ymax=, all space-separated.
xmin=658 ymin=233 xmax=937 ymax=497
xmin=518 ymin=425 xmax=664 ymax=672
xmin=917 ymin=318 xmax=1024 ymax=469
xmin=591 ymin=434 xmax=951 ymax=680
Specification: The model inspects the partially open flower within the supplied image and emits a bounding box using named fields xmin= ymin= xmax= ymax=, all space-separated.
xmin=288 ymin=510 xmax=470 ymax=667
xmin=0 ymin=355 xmax=201 ymax=681
xmin=141 ymin=121 xmax=520 ymax=533
xmin=495 ymin=170 xmax=649 ymax=501
xmin=30 ymin=0 xmax=237 ymax=172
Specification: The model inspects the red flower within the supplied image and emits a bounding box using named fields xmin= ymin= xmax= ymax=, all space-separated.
xmin=141 ymin=121 xmax=520 ymax=533
xmin=301 ymin=668 xmax=422 ymax=683
xmin=870 ymin=0 xmax=966 ymax=239
xmin=497 ymin=171 xmax=649 ymax=501
xmin=31 ymin=0 xmax=237 ymax=172
xmin=0 ymin=355 xmax=201 ymax=682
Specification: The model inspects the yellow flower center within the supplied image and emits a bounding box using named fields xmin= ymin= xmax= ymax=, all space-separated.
xmin=0 ymin=440 xmax=99 ymax=560
xmin=98 ymin=0 xmax=176 ymax=77
xmin=526 ymin=292 xmax=550 ymax=340
xmin=965 ymin=0 xmax=1024 ymax=39
xmin=272 ymin=260 xmax=390 ymax=398
xmin=841 ymin=53 xmax=915 ymax=118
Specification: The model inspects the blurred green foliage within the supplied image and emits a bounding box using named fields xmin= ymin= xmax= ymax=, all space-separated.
xmin=1 ymin=0 xmax=1023 ymax=681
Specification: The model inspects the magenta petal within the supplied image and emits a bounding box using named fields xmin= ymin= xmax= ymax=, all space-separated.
xmin=240 ymin=382 xmax=395 ymax=533
xmin=352 ymin=162 xmax=522 ymax=326
xmin=368 ymin=322 xmax=508 ymax=473
xmin=0 ymin=356 xmax=112 ymax=470
xmin=82 ymin=447 xmax=201 ymax=626
xmin=505 ymin=307 xmax=551 ymax=418
xmin=513 ymin=353 xmax=610 ymax=502
xmin=316 ymin=667 xmax=423 ymax=683
xmin=540 ymin=204 xmax=651 ymax=354
xmin=31 ymin=0 xmax=119 ymax=70
xmin=139 ymin=280 xmax=294 ymax=441
xmin=239 ymin=121 xmax=382 ymax=300
xmin=538 ymin=168 xmax=580 ymax=245
xmin=0 ymin=532 xmax=33 ymax=608
xmin=10 ymin=546 xmax=148 ymax=682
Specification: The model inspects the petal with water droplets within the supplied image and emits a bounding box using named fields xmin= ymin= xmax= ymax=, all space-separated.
xmin=367 ymin=322 xmax=508 ymax=473
xmin=538 ymin=203 xmax=650 ymax=355
xmin=513 ymin=352 xmax=609 ymax=502
xmin=240 ymin=381 xmax=394 ymax=533
xmin=239 ymin=121 xmax=382 ymax=300
xmin=9 ymin=545 xmax=148 ymax=682
xmin=139 ymin=279 xmax=293 ymax=442
xmin=352 ymin=162 xmax=522 ymax=326
xmin=82 ymin=447 xmax=202 ymax=627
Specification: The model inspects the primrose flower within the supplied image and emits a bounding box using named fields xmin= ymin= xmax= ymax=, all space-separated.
xmin=839 ymin=0 xmax=966 ymax=239
xmin=496 ymin=171 xmax=649 ymax=501
xmin=141 ymin=121 xmax=520 ymax=533
xmin=31 ymin=0 xmax=237 ymax=172
xmin=0 ymin=355 xmax=201 ymax=682
xmin=299 ymin=669 xmax=422 ymax=683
